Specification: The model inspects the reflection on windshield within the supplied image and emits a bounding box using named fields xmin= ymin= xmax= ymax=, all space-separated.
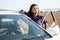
xmin=1 ymin=18 xmax=13 ymax=22
xmin=17 ymin=18 xmax=29 ymax=35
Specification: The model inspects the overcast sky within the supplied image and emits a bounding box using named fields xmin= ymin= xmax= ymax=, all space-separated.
xmin=0 ymin=0 xmax=60 ymax=11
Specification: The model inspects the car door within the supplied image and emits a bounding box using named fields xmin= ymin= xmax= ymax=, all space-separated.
xmin=41 ymin=11 xmax=60 ymax=36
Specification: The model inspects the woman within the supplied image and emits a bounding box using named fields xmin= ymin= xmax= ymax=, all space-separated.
xmin=27 ymin=4 xmax=48 ymax=29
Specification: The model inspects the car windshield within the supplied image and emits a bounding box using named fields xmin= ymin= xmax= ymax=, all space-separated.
xmin=0 ymin=15 xmax=52 ymax=39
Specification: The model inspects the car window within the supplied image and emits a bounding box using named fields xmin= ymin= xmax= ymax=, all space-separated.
xmin=43 ymin=12 xmax=57 ymax=28
xmin=0 ymin=15 xmax=52 ymax=39
xmin=44 ymin=12 xmax=53 ymax=28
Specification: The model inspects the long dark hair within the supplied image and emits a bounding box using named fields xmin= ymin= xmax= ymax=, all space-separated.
xmin=28 ymin=4 xmax=38 ymax=17
xmin=29 ymin=4 xmax=37 ymax=12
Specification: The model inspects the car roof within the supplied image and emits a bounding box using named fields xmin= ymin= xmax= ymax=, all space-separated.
xmin=0 ymin=10 xmax=21 ymax=15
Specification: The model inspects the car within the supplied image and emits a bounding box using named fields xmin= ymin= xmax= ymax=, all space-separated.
xmin=0 ymin=10 xmax=52 ymax=40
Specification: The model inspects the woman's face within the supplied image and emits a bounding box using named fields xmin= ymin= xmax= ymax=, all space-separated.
xmin=31 ymin=6 xmax=39 ymax=16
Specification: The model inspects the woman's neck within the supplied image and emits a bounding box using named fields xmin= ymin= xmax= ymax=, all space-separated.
xmin=34 ymin=13 xmax=38 ymax=17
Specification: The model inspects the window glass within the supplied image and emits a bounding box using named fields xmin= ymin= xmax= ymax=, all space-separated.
xmin=0 ymin=15 xmax=52 ymax=39
xmin=17 ymin=18 xmax=29 ymax=35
